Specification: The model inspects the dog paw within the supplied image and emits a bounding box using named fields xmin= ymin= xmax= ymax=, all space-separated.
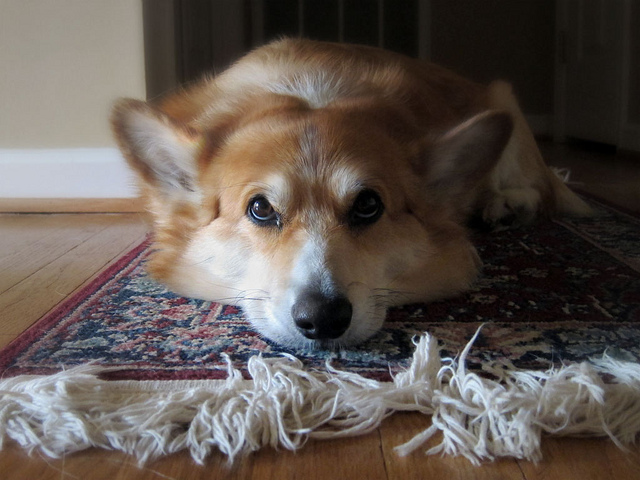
xmin=476 ymin=188 xmax=541 ymax=231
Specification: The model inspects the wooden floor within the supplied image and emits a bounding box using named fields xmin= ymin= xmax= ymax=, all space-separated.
xmin=1 ymin=141 xmax=639 ymax=479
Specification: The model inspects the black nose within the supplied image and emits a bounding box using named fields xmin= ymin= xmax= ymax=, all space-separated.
xmin=291 ymin=292 xmax=352 ymax=340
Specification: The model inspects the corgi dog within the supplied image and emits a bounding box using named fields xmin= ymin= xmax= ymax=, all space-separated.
xmin=111 ymin=39 xmax=591 ymax=348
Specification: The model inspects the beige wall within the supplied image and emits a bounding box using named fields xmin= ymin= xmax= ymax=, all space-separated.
xmin=0 ymin=0 xmax=146 ymax=149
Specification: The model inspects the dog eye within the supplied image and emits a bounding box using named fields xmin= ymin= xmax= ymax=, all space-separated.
xmin=349 ymin=190 xmax=384 ymax=226
xmin=248 ymin=195 xmax=280 ymax=227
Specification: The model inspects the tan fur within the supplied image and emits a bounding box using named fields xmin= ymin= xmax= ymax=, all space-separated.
xmin=111 ymin=39 xmax=590 ymax=348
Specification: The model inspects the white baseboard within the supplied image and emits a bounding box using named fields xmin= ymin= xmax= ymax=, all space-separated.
xmin=0 ymin=148 xmax=138 ymax=198
xmin=619 ymin=124 xmax=640 ymax=153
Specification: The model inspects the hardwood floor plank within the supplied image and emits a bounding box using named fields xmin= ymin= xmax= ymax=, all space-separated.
xmin=0 ymin=447 xmax=64 ymax=480
xmin=240 ymin=434 xmax=388 ymax=480
xmin=0 ymin=447 xmax=150 ymax=480
xmin=0 ymin=215 xmax=148 ymax=335
xmin=379 ymin=413 xmax=525 ymax=480
xmin=0 ymin=334 xmax=17 ymax=350
xmin=0 ymin=214 xmax=120 ymax=294
xmin=0 ymin=434 xmax=390 ymax=480
xmin=517 ymin=437 xmax=640 ymax=480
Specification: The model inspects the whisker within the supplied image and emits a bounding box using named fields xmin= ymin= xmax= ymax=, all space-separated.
xmin=209 ymin=296 xmax=267 ymax=304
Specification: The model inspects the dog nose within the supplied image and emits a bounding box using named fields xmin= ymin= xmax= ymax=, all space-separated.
xmin=291 ymin=292 xmax=352 ymax=340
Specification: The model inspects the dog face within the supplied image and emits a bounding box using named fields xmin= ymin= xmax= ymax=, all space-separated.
xmin=112 ymin=83 xmax=512 ymax=349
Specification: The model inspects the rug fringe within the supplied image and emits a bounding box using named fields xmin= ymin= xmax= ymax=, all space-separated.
xmin=1 ymin=328 xmax=639 ymax=465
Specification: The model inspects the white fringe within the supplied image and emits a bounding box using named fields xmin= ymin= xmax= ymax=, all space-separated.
xmin=1 ymin=328 xmax=639 ymax=465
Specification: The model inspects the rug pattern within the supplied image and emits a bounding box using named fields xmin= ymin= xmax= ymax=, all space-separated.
xmin=1 ymin=198 xmax=639 ymax=381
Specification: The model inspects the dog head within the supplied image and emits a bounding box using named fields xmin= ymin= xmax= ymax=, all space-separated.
xmin=112 ymin=97 xmax=511 ymax=348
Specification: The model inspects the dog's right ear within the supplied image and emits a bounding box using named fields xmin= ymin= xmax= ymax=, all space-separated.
xmin=111 ymin=99 xmax=203 ymax=201
xmin=418 ymin=110 xmax=513 ymax=205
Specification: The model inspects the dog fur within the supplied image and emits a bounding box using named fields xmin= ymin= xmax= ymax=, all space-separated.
xmin=111 ymin=39 xmax=592 ymax=348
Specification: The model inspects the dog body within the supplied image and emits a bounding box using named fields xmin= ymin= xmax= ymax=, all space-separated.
xmin=112 ymin=39 xmax=591 ymax=348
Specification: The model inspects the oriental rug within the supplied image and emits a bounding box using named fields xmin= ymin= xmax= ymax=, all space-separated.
xmin=1 ymin=197 xmax=639 ymax=381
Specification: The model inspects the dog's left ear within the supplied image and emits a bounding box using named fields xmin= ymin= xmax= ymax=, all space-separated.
xmin=419 ymin=110 xmax=513 ymax=202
